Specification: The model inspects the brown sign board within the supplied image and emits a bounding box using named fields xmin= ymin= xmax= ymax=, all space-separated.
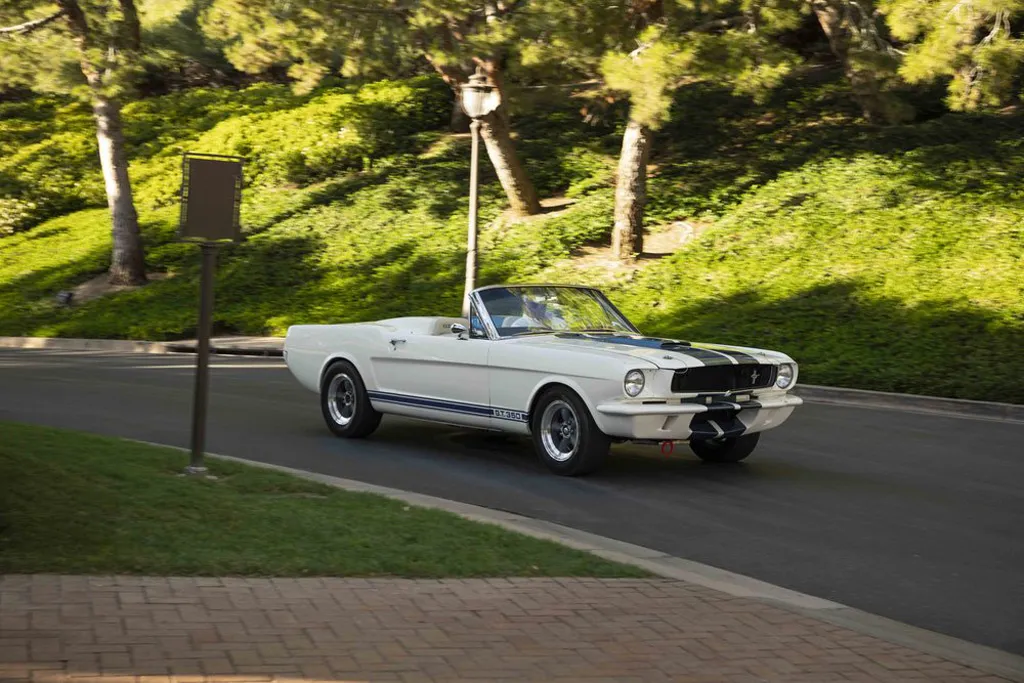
xmin=178 ymin=152 xmax=244 ymax=242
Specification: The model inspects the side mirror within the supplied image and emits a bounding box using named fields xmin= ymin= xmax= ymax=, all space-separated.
xmin=450 ymin=323 xmax=468 ymax=338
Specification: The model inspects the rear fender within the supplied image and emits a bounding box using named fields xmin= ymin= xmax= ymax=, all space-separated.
xmin=318 ymin=352 xmax=364 ymax=391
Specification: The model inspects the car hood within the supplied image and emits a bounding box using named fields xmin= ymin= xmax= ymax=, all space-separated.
xmin=503 ymin=332 xmax=789 ymax=369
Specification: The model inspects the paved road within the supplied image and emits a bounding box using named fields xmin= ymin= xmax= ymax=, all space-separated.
xmin=2 ymin=349 xmax=1022 ymax=657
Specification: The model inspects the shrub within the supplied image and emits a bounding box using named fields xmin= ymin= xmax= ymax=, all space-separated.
xmin=0 ymin=198 xmax=39 ymax=236
xmin=0 ymin=76 xmax=452 ymax=231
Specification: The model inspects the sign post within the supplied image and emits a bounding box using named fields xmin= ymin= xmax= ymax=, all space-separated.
xmin=178 ymin=152 xmax=244 ymax=476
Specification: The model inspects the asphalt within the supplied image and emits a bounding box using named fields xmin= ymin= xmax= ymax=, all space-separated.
xmin=1 ymin=348 xmax=1022 ymax=657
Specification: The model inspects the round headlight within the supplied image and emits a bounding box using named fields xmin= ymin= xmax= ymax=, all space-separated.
xmin=624 ymin=370 xmax=645 ymax=397
xmin=776 ymin=363 xmax=795 ymax=389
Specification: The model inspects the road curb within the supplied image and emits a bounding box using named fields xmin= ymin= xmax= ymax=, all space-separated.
xmin=0 ymin=336 xmax=172 ymax=354
xmin=135 ymin=440 xmax=1024 ymax=682
xmin=794 ymin=384 xmax=1024 ymax=423
xmin=3 ymin=335 xmax=1022 ymax=421
xmin=0 ymin=336 xmax=283 ymax=357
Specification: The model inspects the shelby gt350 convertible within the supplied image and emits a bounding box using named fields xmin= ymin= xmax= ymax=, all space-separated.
xmin=283 ymin=284 xmax=803 ymax=475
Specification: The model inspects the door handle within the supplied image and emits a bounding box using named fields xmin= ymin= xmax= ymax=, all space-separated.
xmin=389 ymin=338 xmax=406 ymax=348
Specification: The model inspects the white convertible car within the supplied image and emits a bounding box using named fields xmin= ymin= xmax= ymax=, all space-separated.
xmin=283 ymin=284 xmax=803 ymax=475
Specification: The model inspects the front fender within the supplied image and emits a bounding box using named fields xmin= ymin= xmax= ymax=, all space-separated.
xmin=523 ymin=374 xmax=620 ymax=433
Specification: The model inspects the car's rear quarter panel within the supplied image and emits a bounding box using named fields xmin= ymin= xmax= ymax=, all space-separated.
xmin=284 ymin=324 xmax=383 ymax=393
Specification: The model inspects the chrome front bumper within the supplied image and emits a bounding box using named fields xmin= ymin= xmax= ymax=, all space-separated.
xmin=594 ymin=393 xmax=803 ymax=441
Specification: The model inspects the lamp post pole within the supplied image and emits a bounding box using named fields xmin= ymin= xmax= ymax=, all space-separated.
xmin=459 ymin=67 xmax=501 ymax=319
xmin=462 ymin=118 xmax=481 ymax=319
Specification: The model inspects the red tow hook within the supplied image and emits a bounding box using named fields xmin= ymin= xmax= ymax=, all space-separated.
xmin=660 ymin=440 xmax=675 ymax=457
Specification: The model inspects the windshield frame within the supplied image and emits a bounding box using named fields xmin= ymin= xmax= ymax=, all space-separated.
xmin=469 ymin=284 xmax=642 ymax=341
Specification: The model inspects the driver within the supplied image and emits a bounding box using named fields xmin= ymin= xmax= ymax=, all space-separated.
xmin=508 ymin=294 xmax=569 ymax=329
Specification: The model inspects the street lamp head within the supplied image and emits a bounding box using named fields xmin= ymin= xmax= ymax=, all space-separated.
xmin=460 ymin=66 xmax=502 ymax=119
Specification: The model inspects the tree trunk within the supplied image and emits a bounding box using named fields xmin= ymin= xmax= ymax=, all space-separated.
xmin=477 ymin=107 xmax=541 ymax=216
xmin=424 ymin=54 xmax=541 ymax=215
xmin=450 ymin=97 xmax=471 ymax=133
xmin=92 ymin=92 xmax=147 ymax=285
xmin=612 ymin=119 xmax=651 ymax=262
xmin=954 ymin=64 xmax=981 ymax=110
xmin=811 ymin=0 xmax=890 ymax=124
xmin=422 ymin=57 xmax=470 ymax=132
xmin=475 ymin=60 xmax=540 ymax=216
xmin=58 ymin=0 xmax=147 ymax=285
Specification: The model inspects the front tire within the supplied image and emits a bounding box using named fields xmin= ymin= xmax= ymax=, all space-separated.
xmin=320 ymin=360 xmax=381 ymax=438
xmin=530 ymin=387 xmax=610 ymax=476
xmin=689 ymin=432 xmax=759 ymax=463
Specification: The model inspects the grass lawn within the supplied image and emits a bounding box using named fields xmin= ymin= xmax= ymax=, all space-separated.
xmin=0 ymin=421 xmax=648 ymax=578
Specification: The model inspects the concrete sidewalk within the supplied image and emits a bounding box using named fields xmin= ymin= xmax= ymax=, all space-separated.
xmin=1 ymin=574 xmax=1016 ymax=683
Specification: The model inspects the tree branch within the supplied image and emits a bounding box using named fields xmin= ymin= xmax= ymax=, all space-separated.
xmin=0 ymin=10 xmax=64 ymax=36
xmin=118 ymin=0 xmax=141 ymax=50
xmin=517 ymin=79 xmax=603 ymax=89
xmin=55 ymin=0 xmax=90 ymax=44
xmin=844 ymin=0 xmax=902 ymax=57
xmin=54 ymin=0 xmax=100 ymax=83
xmin=978 ymin=8 xmax=1007 ymax=47
xmin=945 ymin=0 xmax=972 ymax=20
xmin=629 ymin=41 xmax=653 ymax=59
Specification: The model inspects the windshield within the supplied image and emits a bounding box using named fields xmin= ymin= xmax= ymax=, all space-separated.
xmin=477 ymin=286 xmax=637 ymax=338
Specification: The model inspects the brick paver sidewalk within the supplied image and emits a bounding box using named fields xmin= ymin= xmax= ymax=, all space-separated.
xmin=0 ymin=575 xmax=1012 ymax=682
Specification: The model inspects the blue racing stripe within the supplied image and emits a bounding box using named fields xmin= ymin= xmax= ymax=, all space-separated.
xmin=367 ymin=391 xmax=528 ymax=423
xmin=367 ymin=390 xmax=491 ymax=416
xmin=552 ymin=333 xmax=737 ymax=366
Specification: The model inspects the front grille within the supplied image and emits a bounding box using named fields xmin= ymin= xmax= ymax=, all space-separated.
xmin=671 ymin=364 xmax=776 ymax=393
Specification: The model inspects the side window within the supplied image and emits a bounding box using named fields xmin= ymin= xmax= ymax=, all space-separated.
xmin=469 ymin=303 xmax=487 ymax=339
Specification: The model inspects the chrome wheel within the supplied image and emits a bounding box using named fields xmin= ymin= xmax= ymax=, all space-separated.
xmin=327 ymin=372 xmax=357 ymax=426
xmin=540 ymin=399 xmax=579 ymax=462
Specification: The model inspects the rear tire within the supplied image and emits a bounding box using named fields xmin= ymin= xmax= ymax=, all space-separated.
xmin=530 ymin=386 xmax=610 ymax=476
xmin=689 ymin=432 xmax=759 ymax=463
xmin=320 ymin=360 xmax=381 ymax=438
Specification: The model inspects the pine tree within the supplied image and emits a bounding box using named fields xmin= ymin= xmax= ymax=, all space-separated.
xmin=200 ymin=0 xmax=542 ymax=215
xmin=879 ymin=0 xmax=1024 ymax=110
xmin=514 ymin=0 xmax=802 ymax=261
xmin=600 ymin=16 xmax=801 ymax=260
xmin=809 ymin=0 xmax=911 ymax=123
xmin=1 ymin=0 xmax=153 ymax=284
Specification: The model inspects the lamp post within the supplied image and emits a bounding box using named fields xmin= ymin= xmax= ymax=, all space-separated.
xmin=459 ymin=67 xmax=502 ymax=318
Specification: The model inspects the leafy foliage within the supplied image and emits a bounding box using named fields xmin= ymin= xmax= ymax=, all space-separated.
xmin=879 ymin=0 xmax=1024 ymax=110
xmin=0 ymin=77 xmax=450 ymax=235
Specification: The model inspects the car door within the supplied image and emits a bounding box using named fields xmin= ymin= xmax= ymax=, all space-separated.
xmin=371 ymin=315 xmax=493 ymax=429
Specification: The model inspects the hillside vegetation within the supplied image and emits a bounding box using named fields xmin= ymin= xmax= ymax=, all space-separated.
xmin=1 ymin=69 xmax=1022 ymax=402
